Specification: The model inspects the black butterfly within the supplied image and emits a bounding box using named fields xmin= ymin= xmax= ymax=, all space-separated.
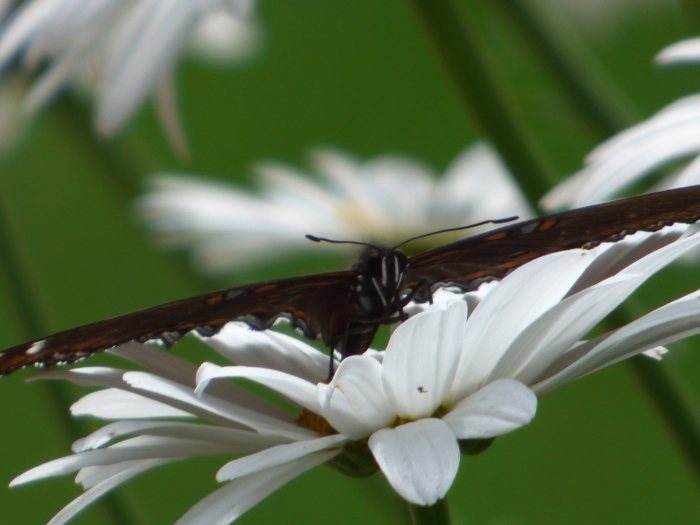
xmin=2 ymin=185 xmax=700 ymax=376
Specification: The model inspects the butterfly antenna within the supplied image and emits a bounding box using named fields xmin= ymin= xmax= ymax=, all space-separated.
xmin=394 ymin=216 xmax=519 ymax=248
xmin=305 ymin=234 xmax=375 ymax=248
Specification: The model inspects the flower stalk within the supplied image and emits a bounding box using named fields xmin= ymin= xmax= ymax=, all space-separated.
xmin=408 ymin=0 xmax=556 ymax=203
xmin=408 ymin=498 xmax=451 ymax=525
xmin=0 ymin=195 xmax=142 ymax=525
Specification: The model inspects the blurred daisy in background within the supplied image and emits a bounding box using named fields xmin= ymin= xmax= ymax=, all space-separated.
xmin=0 ymin=73 xmax=27 ymax=151
xmin=137 ymin=143 xmax=532 ymax=273
xmin=542 ymin=36 xmax=700 ymax=210
xmin=11 ymin=224 xmax=700 ymax=524
xmin=0 ymin=0 xmax=260 ymax=153
xmin=0 ymin=0 xmax=12 ymax=22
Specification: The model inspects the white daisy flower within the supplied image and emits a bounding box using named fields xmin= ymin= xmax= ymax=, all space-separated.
xmin=11 ymin=224 xmax=700 ymax=523
xmin=137 ymin=143 xmax=532 ymax=273
xmin=0 ymin=0 xmax=259 ymax=150
xmin=542 ymin=37 xmax=700 ymax=210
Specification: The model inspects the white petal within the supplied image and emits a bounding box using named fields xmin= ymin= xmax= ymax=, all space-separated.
xmin=175 ymin=450 xmax=337 ymax=525
xmin=200 ymin=323 xmax=329 ymax=382
xmin=109 ymin=342 xmax=197 ymax=384
xmin=216 ymin=434 xmax=346 ymax=481
xmin=493 ymin=274 xmax=640 ymax=385
xmin=195 ymin=363 xmax=320 ymax=413
xmin=73 ymin=421 xmax=170 ymax=451
xmin=540 ymin=170 xmax=589 ymax=210
xmin=534 ymin=288 xmax=700 ymax=393
xmin=71 ymin=388 xmax=193 ymax=419
xmin=656 ymin=37 xmax=700 ymax=64
xmin=29 ymin=366 xmax=127 ymax=387
xmin=154 ymin=73 xmax=190 ymax=158
xmin=75 ymin=458 xmax=173 ymax=490
xmin=72 ymin=420 xmax=284 ymax=454
xmin=113 ymin=342 xmax=293 ymax=422
xmin=97 ymin=0 xmax=199 ymax=134
xmin=613 ymin=229 xmax=700 ymax=279
xmin=642 ymin=346 xmax=668 ymax=360
xmin=382 ymin=301 xmax=466 ymax=418
xmin=443 ymin=379 xmax=536 ymax=438
xmin=452 ymin=250 xmax=596 ymax=399
xmin=369 ymin=418 xmax=459 ymax=505
xmin=553 ymin=96 xmax=700 ymax=206
xmin=318 ymin=356 xmax=394 ymax=440
xmin=125 ymin=371 xmax=312 ymax=439
xmin=569 ymin=226 xmax=688 ymax=292
xmin=436 ymin=143 xmax=532 ymax=222
xmin=0 ymin=0 xmax=60 ymax=64
xmin=46 ymin=459 xmax=169 ymax=525
xmin=13 ymin=435 xmax=235 ymax=486
xmin=188 ymin=7 xmax=259 ymax=64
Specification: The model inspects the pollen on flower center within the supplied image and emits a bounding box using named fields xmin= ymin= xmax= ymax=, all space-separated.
xmin=297 ymin=408 xmax=337 ymax=435
xmin=335 ymin=202 xmax=401 ymax=242
xmin=395 ymin=405 xmax=448 ymax=427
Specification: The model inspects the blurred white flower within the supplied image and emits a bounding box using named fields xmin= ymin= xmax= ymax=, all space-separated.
xmin=138 ymin=143 xmax=532 ymax=273
xmin=0 ymin=0 xmax=13 ymax=22
xmin=548 ymin=0 xmax=674 ymax=35
xmin=0 ymin=73 xmax=27 ymax=152
xmin=0 ymin=0 xmax=259 ymax=152
xmin=542 ymin=37 xmax=700 ymax=210
xmin=12 ymin=225 xmax=700 ymax=523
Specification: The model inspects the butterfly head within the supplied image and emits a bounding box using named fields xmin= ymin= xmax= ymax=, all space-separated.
xmin=352 ymin=246 xmax=409 ymax=318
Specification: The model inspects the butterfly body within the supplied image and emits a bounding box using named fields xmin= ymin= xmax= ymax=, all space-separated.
xmin=3 ymin=185 xmax=700 ymax=376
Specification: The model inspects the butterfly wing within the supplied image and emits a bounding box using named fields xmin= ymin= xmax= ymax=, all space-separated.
xmin=405 ymin=185 xmax=700 ymax=298
xmin=0 ymin=272 xmax=356 ymax=375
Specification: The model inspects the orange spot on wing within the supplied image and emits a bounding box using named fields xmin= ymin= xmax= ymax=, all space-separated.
xmin=485 ymin=231 xmax=508 ymax=241
xmin=254 ymin=283 xmax=279 ymax=293
xmin=286 ymin=308 xmax=307 ymax=320
xmin=537 ymin=218 xmax=558 ymax=231
xmin=206 ymin=293 xmax=224 ymax=305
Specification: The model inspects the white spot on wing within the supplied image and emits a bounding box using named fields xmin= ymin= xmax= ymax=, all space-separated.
xmin=26 ymin=340 xmax=46 ymax=356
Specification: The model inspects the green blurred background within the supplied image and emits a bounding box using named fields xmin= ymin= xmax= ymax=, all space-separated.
xmin=1 ymin=0 xmax=700 ymax=523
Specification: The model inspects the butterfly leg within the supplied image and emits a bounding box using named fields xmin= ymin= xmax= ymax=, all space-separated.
xmin=399 ymin=279 xmax=432 ymax=308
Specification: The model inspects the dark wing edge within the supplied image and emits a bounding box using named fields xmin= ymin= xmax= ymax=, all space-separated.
xmin=406 ymin=185 xmax=700 ymax=299
xmin=0 ymin=272 xmax=356 ymax=376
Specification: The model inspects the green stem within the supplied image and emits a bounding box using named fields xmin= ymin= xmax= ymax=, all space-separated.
xmin=407 ymin=498 xmax=452 ymax=525
xmin=412 ymin=0 xmax=700 ymax=481
xmin=505 ymin=0 xmax=700 ymax=479
xmin=606 ymin=308 xmax=700 ymax=482
xmin=680 ymin=0 xmax=700 ymax=26
xmin=500 ymin=0 xmax=638 ymax=136
xmin=55 ymin=97 xmax=143 ymax=197
xmin=0 ymin=195 xmax=143 ymax=525
xmin=629 ymin=356 xmax=700 ymax=480
xmin=0 ymin=195 xmax=85 ymax=440
xmin=55 ymin=96 xmax=208 ymax=293
xmin=408 ymin=0 xmax=556 ymax=204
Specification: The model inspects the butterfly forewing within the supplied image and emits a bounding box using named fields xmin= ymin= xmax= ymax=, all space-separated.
xmin=405 ymin=185 xmax=700 ymax=298
xmin=3 ymin=185 xmax=700 ymax=376
xmin=0 ymin=272 xmax=356 ymax=375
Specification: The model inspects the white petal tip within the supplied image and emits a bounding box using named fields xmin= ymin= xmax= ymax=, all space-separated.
xmin=194 ymin=362 xmax=221 ymax=395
